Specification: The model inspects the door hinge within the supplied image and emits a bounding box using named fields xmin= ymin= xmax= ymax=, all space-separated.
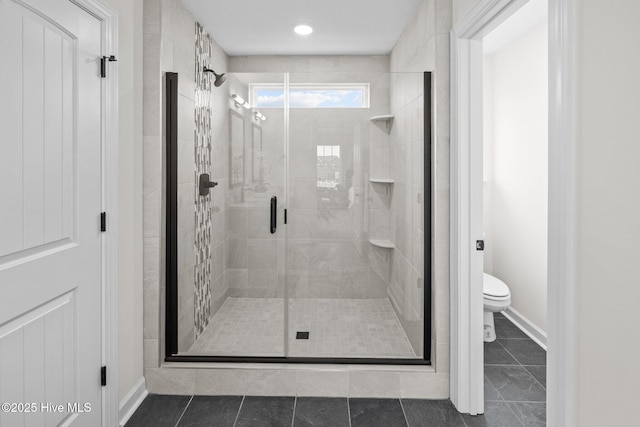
xmin=476 ymin=240 xmax=485 ymax=251
xmin=100 ymin=212 xmax=107 ymax=232
xmin=101 ymin=366 xmax=107 ymax=386
xmin=284 ymin=209 xmax=287 ymax=225
xmin=100 ymin=55 xmax=117 ymax=78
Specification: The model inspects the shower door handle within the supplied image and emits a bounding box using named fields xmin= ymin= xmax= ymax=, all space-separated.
xmin=270 ymin=196 xmax=277 ymax=234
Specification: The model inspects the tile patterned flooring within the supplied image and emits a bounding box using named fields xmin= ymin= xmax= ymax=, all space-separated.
xmin=131 ymin=313 xmax=546 ymax=426
xmin=125 ymin=395 xmax=468 ymax=427
xmin=470 ymin=312 xmax=547 ymax=426
xmin=186 ymin=298 xmax=417 ymax=359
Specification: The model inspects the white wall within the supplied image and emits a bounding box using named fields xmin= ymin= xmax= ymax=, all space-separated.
xmin=574 ymin=0 xmax=640 ymax=425
xmin=101 ymin=0 xmax=144 ymax=404
xmin=483 ymin=22 xmax=548 ymax=332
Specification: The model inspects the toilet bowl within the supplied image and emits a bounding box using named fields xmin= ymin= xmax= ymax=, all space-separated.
xmin=483 ymin=273 xmax=511 ymax=342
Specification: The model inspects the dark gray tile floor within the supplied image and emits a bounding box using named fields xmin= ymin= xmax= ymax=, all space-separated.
xmin=468 ymin=312 xmax=547 ymax=426
xmin=126 ymin=314 xmax=546 ymax=427
xmin=126 ymin=394 xmax=470 ymax=427
xmin=126 ymin=396 xmax=469 ymax=427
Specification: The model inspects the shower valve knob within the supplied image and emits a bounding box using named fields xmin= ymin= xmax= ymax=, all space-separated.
xmin=199 ymin=173 xmax=218 ymax=196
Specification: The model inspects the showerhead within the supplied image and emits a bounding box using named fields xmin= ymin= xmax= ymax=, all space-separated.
xmin=213 ymin=73 xmax=227 ymax=87
xmin=203 ymin=67 xmax=227 ymax=87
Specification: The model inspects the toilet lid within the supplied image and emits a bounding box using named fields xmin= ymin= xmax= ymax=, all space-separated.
xmin=483 ymin=273 xmax=510 ymax=298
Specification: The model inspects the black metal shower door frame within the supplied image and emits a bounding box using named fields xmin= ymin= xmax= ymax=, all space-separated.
xmin=165 ymin=72 xmax=433 ymax=365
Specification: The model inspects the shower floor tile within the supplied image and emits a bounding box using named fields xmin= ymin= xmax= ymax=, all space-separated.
xmin=288 ymin=298 xmax=416 ymax=358
xmin=185 ymin=298 xmax=417 ymax=359
xmin=187 ymin=297 xmax=284 ymax=356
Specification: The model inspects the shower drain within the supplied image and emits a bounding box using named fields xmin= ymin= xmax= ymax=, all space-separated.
xmin=296 ymin=331 xmax=310 ymax=339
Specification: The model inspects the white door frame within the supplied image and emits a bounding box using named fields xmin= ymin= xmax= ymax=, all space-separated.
xmin=69 ymin=0 xmax=119 ymax=425
xmin=450 ymin=0 xmax=575 ymax=425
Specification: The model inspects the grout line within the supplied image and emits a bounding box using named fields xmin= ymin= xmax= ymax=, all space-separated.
xmin=491 ymin=340 xmax=548 ymax=391
xmin=232 ymin=395 xmax=246 ymax=427
xmin=484 ymin=362 xmax=520 ymax=366
xmin=484 ymin=339 xmax=547 ymax=408
xmin=495 ymin=340 xmax=528 ymax=367
xmin=174 ymin=395 xmax=193 ymax=427
xmin=291 ymin=396 xmax=297 ymax=427
xmin=385 ymin=299 xmax=417 ymax=358
xmin=497 ymin=338 xmax=547 ymax=363
xmin=398 ymin=398 xmax=410 ymax=426
xmin=527 ymin=378 xmax=548 ymax=393
xmin=504 ymin=401 xmax=526 ymax=427
xmin=484 ymin=332 xmax=547 ymax=426
xmin=347 ymin=398 xmax=352 ymax=427
xmin=460 ymin=409 xmax=471 ymax=427
xmin=485 ymin=363 xmax=534 ymax=367
xmin=483 ymin=370 xmax=506 ymax=402
xmin=495 ymin=336 xmax=530 ymax=340
xmin=494 ymin=319 xmax=531 ymax=338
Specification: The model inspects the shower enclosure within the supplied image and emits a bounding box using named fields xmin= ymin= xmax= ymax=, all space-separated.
xmin=165 ymin=67 xmax=431 ymax=363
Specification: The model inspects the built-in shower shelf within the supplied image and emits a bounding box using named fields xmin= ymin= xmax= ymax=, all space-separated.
xmin=369 ymin=239 xmax=395 ymax=249
xmin=369 ymin=178 xmax=395 ymax=184
xmin=369 ymin=115 xmax=394 ymax=122
xmin=368 ymin=115 xmax=394 ymax=133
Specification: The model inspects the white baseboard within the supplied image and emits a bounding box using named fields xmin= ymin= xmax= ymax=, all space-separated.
xmin=503 ymin=307 xmax=547 ymax=350
xmin=119 ymin=377 xmax=148 ymax=427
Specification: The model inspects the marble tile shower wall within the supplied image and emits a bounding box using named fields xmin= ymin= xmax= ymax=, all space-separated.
xmin=287 ymin=70 xmax=390 ymax=299
xmin=142 ymin=0 xmax=229 ymax=365
xmin=386 ymin=75 xmax=425 ymax=355
xmin=389 ymin=0 xmax=452 ymax=370
xmin=287 ymin=109 xmax=376 ymax=299
xmin=175 ymin=14 xmax=197 ymax=352
xmin=222 ymin=75 xmax=285 ymax=299
xmin=226 ymin=60 xmax=391 ymax=300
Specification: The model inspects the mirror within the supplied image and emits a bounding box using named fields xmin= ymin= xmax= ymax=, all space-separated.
xmin=229 ymin=110 xmax=244 ymax=188
xmin=252 ymin=123 xmax=263 ymax=186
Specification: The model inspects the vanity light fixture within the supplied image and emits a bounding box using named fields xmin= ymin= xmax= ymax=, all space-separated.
xmin=231 ymin=93 xmax=250 ymax=109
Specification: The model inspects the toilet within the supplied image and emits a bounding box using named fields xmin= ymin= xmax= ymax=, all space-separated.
xmin=483 ymin=273 xmax=511 ymax=342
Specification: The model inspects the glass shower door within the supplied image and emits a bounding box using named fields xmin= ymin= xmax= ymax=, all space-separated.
xmin=179 ymin=72 xmax=287 ymax=357
xmin=172 ymin=70 xmax=427 ymax=361
xmin=285 ymin=72 xmax=426 ymax=360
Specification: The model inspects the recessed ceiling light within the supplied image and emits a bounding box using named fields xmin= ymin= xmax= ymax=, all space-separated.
xmin=294 ymin=24 xmax=314 ymax=36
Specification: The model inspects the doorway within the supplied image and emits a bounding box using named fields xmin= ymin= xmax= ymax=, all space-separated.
xmin=450 ymin=0 xmax=573 ymax=423
xmin=479 ymin=1 xmax=549 ymax=422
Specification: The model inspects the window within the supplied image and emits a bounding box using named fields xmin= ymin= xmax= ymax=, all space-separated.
xmin=316 ymin=145 xmax=341 ymax=189
xmin=250 ymin=83 xmax=370 ymax=108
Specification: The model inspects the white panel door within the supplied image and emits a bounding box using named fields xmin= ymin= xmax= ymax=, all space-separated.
xmin=0 ymin=0 xmax=103 ymax=425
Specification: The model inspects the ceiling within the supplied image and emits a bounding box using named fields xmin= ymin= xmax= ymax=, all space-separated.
xmin=181 ymin=0 xmax=421 ymax=56
xmin=483 ymin=0 xmax=547 ymax=55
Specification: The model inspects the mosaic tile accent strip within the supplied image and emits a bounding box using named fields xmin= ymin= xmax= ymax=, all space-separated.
xmin=186 ymin=298 xmax=416 ymax=359
xmin=193 ymin=22 xmax=213 ymax=338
